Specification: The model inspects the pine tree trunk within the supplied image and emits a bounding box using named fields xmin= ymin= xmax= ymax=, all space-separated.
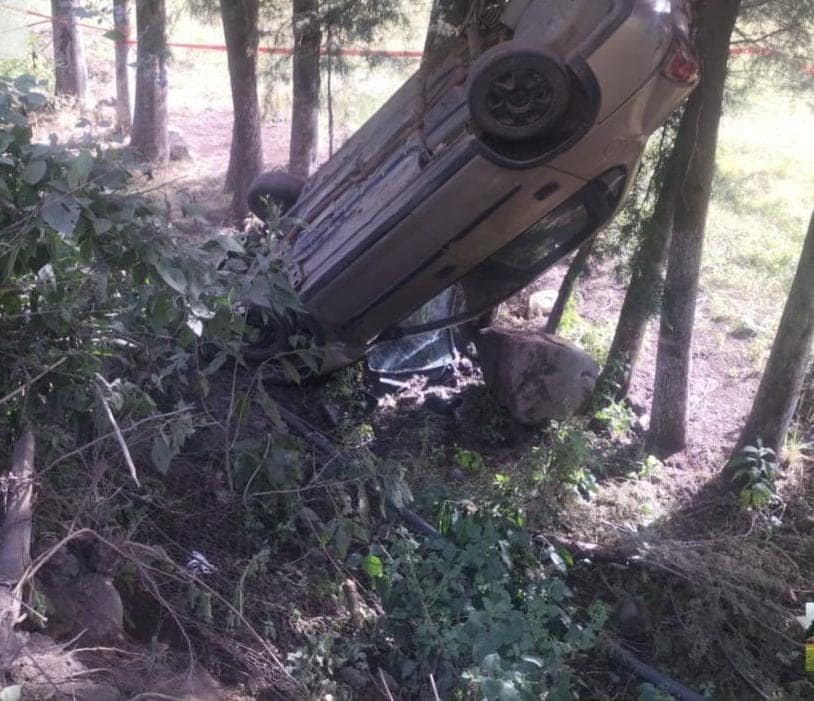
xmin=545 ymin=240 xmax=594 ymax=335
xmin=731 ymin=210 xmax=814 ymax=459
xmin=221 ymin=0 xmax=263 ymax=219
xmin=113 ymin=0 xmax=132 ymax=134
xmin=595 ymin=141 xmax=683 ymax=402
xmin=130 ymin=0 xmax=169 ymax=164
xmin=647 ymin=0 xmax=741 ymax=457
xmin=422 ymin=0 xmax=469 ymax=61
xmin=50 ymin=0 xmax=87 ymax=104
xmin=289 ymin=0 xmax=321 ymax=180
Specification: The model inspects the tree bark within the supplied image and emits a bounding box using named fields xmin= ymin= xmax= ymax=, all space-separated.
xmin=595 ymin=140 xmax=684 ymax=402
xmin=130 ymin=0 xmax=169 ymax=164
xmin=221 ymin=0 xmax=264 ymax=219
xmin=545 ymin=240 xmax=594 ymax=335
xmin=647 ymin=0 xmax=741 ymax=457
xmin=421 ymin=0 xmax=469 ymax=62
xmin=731 ymin=210 xmax=814 ymax=458
xmin=289 ymin=0 xmax=321 ymax=180
xmin=113 ymin=0 xmax=132 ymax=134
xmin=50 ymin=0 xmax=87 ymax=104
xmin=0 ymin=430 xmax=34 ymax=671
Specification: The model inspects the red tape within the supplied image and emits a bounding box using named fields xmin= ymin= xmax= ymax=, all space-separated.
xmin=1 ymin=3 xmax=810 ymax=71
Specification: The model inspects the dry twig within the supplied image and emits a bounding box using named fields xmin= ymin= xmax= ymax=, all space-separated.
xmin=94 ymin=374 xmax=140 ymax=487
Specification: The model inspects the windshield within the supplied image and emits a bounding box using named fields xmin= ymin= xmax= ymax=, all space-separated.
xmin=367 ymin=288 xmax=456 ymax=374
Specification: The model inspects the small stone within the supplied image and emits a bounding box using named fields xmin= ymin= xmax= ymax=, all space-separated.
xmin=730 ymin=321 xmax=759 ymax=340
xmin=169 ymin=130 xmax=192 ymax=161
xmin=527 ymin=289 xmax=558 ymax=319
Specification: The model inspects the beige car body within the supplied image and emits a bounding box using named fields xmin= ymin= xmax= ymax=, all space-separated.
xmin=258 ymin=0 xmax=697 ymax=372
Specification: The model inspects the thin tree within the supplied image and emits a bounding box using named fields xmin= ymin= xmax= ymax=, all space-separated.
xmin=647 ymin=0 xmax=741 ymax=457
xmin=130 ymin=0 xmax=169 ymax=164
xmin=221 ymin=0 xmax=264 ymax=218
xmin=289 ymin=0 xmax=321 ymax=179
xmin=545 ymin=240 xmax=594 ymax=335
xmin=731 ymin=210 xmax=814 ymax=459
xmin=113 ymin=0 xmax=131 ymax=134
xmin=595 ymin=129 xmax=683 ymax=401
xmin=50 ymin=0 xmax=87 ymax=104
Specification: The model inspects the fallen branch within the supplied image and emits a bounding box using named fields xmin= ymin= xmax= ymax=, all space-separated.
xmin=277 ymin=406 xmax=440 ymax=538
xmin=0 ymin=357 xmax=67 ymax=407
xmin=0 ymin=429 xmax=35 ymax=672
xmin=94 ymin=374 xmax=140 ymax=487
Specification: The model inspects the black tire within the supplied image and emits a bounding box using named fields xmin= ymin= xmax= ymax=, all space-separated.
xmin=241 ymin=308 xmax=325 ymax=384
xmin=247 ymin=171 xmax=305 ymax=220
xmin=467 ymin=42 xmax=569 ymax=142
xmin=241 ymin=307 xmax=291 ymax=363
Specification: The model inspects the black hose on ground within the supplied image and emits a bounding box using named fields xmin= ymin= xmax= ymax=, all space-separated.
xmin=276 ymin=405 xmax=707 ymax=701
xmin=604 ymin=639 xmax=706 ymax=701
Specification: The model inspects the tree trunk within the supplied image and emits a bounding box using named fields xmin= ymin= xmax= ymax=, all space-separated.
xmin=421 ymin=0 xmax=469 ymax=62
xmin=0 ymin=430 xmax=34 ymax=671
xmin=113 ymin=0 xmax=132 ymax=134
xmin=545 ymin=240 xmax=594 ymax=335
xmin=221 ymin=0 xmax=264 ymax=219
xmin=289 ymin=0 xmax=321 ymax=180
xmin=50 ymin=0 xmax=87 ymax=104
xmin=130 ymin=0 xmax=169 ymax=164
xmin=646 ymin=0 xmax=741 ymax=457
xmin=731 ymin=210 xmax=814 ymax=458
xmin=595 ymin=139 xmax=684 ymax=402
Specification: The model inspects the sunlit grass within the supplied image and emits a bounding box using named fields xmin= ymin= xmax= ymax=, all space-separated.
xmin=704 ymin=81 xmax=814 ymax=366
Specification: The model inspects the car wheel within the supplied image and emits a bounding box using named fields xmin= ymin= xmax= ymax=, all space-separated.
xmin=241 ymin=307 xmax=291 ymax=363
xmin=467 ymin=42 xmax=569 ymax=142
xmin=241 ymin=308 xmax=324 ymax=383
xmin=247 ymin=171 xmax=305 ymax=220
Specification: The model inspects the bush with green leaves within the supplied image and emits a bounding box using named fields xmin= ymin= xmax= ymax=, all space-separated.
xmin=730 ymin=439 xmax=781 ymax=510
xmin=367 ymin=502 xmax=608 ymax=699
xmin=0 ymin=73 xmax=312 ymax=473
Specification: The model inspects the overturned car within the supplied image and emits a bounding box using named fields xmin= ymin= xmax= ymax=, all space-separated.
xmin=246 ymin=0 xmax=698 ymax=376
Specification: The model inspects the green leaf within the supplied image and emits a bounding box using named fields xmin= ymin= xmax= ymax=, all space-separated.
xmin=93 ymin=217 xmax=112 ymax=234
xmin=277 ymin=357 xmax=301 ymax=384
xmin=154 ymin=261 xmax=188 ymax=294
xmin=151 ymin=434 xmax=173 ymax=475
xmin=549 ymin=548 xmax=568 ymax=574
xmin=362 ymin=554 xmax=383 ymax=578
xmin=70 ymin=150 xmax=94 ymax=186
xmin=256 ymin=382 xmax=284 ymax=428
xmin=41 ymin=195 xmax=82 ymax=235
xmin=333 ymin=520 xmax=352 ymax=559
xmin=214 ymin=235 xmax=245 ymax=254
xmin=21 ymin=159 xmax=47 ymax=185
xmin=103 ymin=29 xmax=127 ymax=41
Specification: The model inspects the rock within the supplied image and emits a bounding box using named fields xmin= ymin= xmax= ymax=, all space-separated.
xmin=150 ymin=664 xmax=228 ymax=701
xmin=42 ymin=572 xmax=124 ymax=643
xmin=474 ymin=328 xmax=599 ymax=425
xmin=169 ymin=130 xmax=192 ymax=161
xmin=527 ymin=289 xmax=558 ymax=319
xmin=10 ymin=633 xmax=123 ymax=700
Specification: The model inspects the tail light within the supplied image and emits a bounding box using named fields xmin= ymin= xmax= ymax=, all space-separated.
xmin=663 ymin=40 xmax=700 ymax=84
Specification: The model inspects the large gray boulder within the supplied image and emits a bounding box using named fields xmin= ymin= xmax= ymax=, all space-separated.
xmin=475 ymin=327 xmax=599 ymax=425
